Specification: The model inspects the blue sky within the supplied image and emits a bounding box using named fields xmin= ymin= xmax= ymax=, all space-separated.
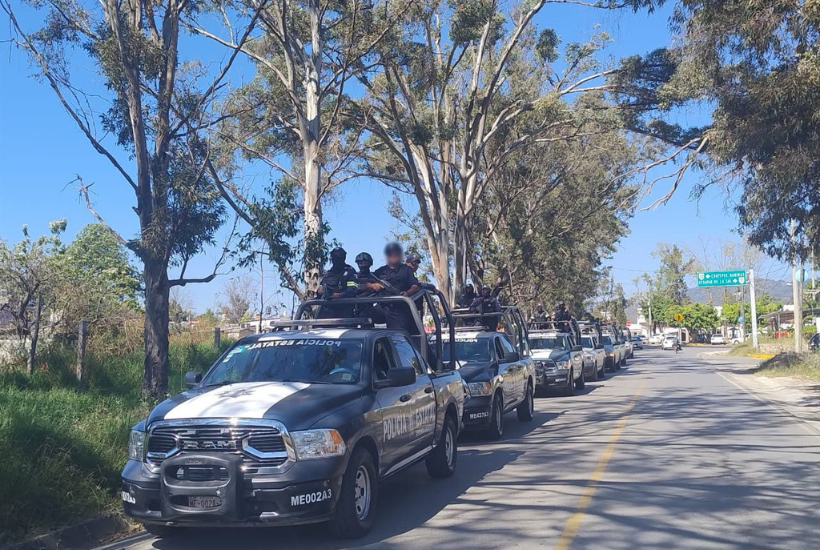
xmin=0 ymin=2 xmax=776 ymax=312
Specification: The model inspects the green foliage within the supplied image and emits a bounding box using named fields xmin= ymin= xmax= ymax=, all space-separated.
xmin=0 ymin=339 xmax=231 ymax=545
xmin=535 ymin=28 xmax=559 ymax=62
xmin=721 ymin=293 xmax=782 ymax=330
xmin=651 ymin=243 xmax=696 ymax=304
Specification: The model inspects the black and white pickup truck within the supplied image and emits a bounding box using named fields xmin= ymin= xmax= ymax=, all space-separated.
xmin=121 ymin=294 xmax=464 ymax=539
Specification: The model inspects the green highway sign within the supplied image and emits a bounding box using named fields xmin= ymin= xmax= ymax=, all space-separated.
xmin=697 ymin=270 xmax=747 ymax=287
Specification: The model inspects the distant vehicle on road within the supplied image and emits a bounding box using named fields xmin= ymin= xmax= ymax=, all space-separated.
xmin=648 ymin=334 xmax=663 ymax=345
xmin=580 ymin=334 xmax=606 ymax=381
xmin=600 ymin=333 xmax=623 ymax=371
xmin=631 ymin=336 xmax=644 ymax=350
xmin=710 ymin=334 xmax=727 ymax=345
xmin=662 ymin=336 xmax=680 ymax=350
xmin=438 ymin=330 xmax=534 ymax=439
xmin=529 ymin=330 xmax=585 ymax=396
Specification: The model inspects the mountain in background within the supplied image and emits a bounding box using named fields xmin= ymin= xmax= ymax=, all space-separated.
xmin=687 ymin=278 xmax=794 ymax=306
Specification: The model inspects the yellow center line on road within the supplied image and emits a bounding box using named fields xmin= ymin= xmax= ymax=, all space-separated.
xmin=553 ymin=379 xmax=646 ymax=550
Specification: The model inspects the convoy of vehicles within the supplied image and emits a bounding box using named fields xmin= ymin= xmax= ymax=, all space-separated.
xmin=121 ymin=291 xmax=641 ymax=539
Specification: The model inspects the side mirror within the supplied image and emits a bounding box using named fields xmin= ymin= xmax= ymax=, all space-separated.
xmin=184 ymin=371 xmax=202 ymax=389
xmin=572 ymin=345 xmax=583 ymax=352
xmin=503 ymin=351 xmax=521 ymax=362
xmin=376 ymin=366 xmax=416 ymax=389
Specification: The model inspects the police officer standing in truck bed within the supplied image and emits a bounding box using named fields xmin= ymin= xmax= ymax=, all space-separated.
xmin=370 ymin=242 xmax=420 ymax=334
xmin=317 ymin=247 xmax=358 ymax=318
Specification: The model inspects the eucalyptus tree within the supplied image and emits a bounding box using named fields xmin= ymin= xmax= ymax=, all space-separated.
xmin=191 ymin=0 xmax=409 ymax=299
xmin=356 ymin=0 xmax=657 ymax=303
xmin=1 ymin=0 xmax=254 ymax=396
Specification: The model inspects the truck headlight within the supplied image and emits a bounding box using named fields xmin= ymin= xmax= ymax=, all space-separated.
xmin=292 ymin=429 xmax=346 ymax=460
xmin=128 ymin=430 xmax=145 ymax=462
xmin=556 ymin=360 xmax=570 ymax=370
xmin=467 ymin=381 xmax=493 ymax=396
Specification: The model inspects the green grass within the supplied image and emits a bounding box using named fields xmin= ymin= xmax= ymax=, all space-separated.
xmin=755 ymin=353 xmax=820 ymax=383
xmin=0 ymin=339 xmax=230 ymax=546
xmin=728 ymin=343 xmax=754 ymax=357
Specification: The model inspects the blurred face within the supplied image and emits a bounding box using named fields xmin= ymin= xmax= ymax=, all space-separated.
xmin=408 ymin=259 xmax=420 ymax=271
xmin=387 ymin=251 xmax=402 ymax=266
xmin=356 ymin=260 xmax=370 ymax=271
xmin=482 ymin=287 xmax=490 ymax=297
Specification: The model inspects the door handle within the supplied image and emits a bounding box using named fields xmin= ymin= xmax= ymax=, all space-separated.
xmin=424 ymin=387 xmax=434 ymax=394
xmin=400 ymin=394 xmax=412 ymax=402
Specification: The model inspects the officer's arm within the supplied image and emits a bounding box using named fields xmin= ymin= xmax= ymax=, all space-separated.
xmin=402 ymin=268 xmax=420 ymax=297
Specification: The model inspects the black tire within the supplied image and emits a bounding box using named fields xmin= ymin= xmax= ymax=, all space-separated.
xmin=562 ymin=369 xmax=575 ymax=396
xmin=589 ymin=362 xmax=599 ymax=382
xmin=329 ymin=447 xmax=378 ymax=539
xmin=143 ymin=524 xmax=182 ymax=538
xmin=575 ymin=368 xmax=585 ymax=390
xmin=426 ymin=415 xmax=458 ymax=477
xmin=516 ymin=382 xmax=535 ymax=421
xmin=615 ymin=357 xmax=622 ymax=370
xmin=486 ymin=393 xmax=504 ymax=439
xmin=598 ymin=361 xmax=606 ymax=380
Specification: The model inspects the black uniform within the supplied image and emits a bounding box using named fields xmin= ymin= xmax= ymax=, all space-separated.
xmin=554 ymin=306 xmax=572 ymax=333
xmin=457 ymin=289 xmax=477 ymax=308
xmin=469 ymin=295 xmax=501 ymax=331
xmin=374 ymin=263 xmax=420 ymax=334
xmin=318 ymin=264 xmax=358 ymax=318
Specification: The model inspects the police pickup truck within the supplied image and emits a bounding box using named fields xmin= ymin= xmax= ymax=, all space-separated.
xmin=121 ymin=293 xmax=464 ymax=539
xmin=529 ymin=329 xmax=585 ymax=396
xmin=438 ymin=329 xmax=535 ymax=439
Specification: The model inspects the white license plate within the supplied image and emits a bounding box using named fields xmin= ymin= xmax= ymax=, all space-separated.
xmin=187 ymin=496 xmax=222 ymax=509
xmin=470 ymin=412 xmax=490 ymax=419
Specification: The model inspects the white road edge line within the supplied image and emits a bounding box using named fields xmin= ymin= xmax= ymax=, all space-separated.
xmin=716 ymin=370 xmax=820 ymax=437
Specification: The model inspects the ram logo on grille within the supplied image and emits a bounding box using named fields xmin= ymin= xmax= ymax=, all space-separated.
xmin=180 ymin=439 xmax=240 ymax=451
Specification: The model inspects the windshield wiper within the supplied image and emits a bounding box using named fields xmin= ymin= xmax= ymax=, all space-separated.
xmin=203 ymin=380 xmax=236 ymax=387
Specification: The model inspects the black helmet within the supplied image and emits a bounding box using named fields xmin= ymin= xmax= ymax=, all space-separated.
xmin=557 ymin=300 xmax=565 ymax=308
xmin=384 ymin=242 xmax=403 ymax=256
xmin=355 ymin=252 xmax=373 ymax=265
xmin=481 ymin=284 xmax=491 ymax=293
xmin=330 ymin=247 xmax=346 ymax=260
xmin=465 ymin=283 xmax=474 ymax=292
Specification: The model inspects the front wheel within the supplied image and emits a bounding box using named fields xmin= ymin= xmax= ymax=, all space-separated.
xmin=486 ymin=393 xmax=504 ymax=439
xmin=598 ymin=361 xmax=606 ymax=380
xmin=516 ymin=382 xmax=535 ymax=421
xmin=562 ymin=369 xmax=575 ymax=396
xmin=426 ymin=415 xmax=458 ymax=477
xmin=329 ymin=447 xmax=378 ymax=539
xmin=575 ymin=368 xmax=585 ymax=390
xmin=589 ymin=363 xmax=599 ymax=382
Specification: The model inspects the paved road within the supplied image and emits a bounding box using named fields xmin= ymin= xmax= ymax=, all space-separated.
xmin=106 ymin=347 xmax=820 ymax=550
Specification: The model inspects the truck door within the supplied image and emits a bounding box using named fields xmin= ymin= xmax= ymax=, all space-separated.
xmin=373 ymin=336 xmax=414 ymax=473
xmin=496 ymin=335 xmax=523 ymax=407
xmin=389 ymin=334 xmax=437 ymax=458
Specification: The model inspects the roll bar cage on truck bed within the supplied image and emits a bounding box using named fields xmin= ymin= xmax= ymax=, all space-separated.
xmin=291 ymin=288 xmax=457 ymax=372
xmin=449 ymin=305 xmax=532 ymax=358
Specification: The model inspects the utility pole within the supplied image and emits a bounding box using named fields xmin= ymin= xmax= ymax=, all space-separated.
xmin=749 ymin=269 xmax=759 ymax=348
xmin=791 ymin=220 xmax=803 ymax=353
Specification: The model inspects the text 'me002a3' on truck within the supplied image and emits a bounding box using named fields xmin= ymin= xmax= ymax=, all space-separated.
xmin=121 ymin=292 xmax=464 ymax=539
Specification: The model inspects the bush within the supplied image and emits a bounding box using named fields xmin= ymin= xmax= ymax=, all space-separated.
xmin=0 ymin=338 xmax=231 ymax=546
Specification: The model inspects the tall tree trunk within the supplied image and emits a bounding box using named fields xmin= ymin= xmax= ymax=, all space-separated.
xmin=27 ymin=293 xmax=42 ymax=376
xmin=303 ymin=141 xmax=323 ymax=298
xmin=142 ymin=259 xmax=170 ymax=397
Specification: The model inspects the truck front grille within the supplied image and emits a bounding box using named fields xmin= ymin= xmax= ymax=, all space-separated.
xmin=146 ymin=422 xmax=291 ymax=475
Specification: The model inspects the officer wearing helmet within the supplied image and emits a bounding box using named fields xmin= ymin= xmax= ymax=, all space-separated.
xmin=355 ymin=252 xmax=378 ymax=297
xmin=317 ymin=247 xmax=358 ymax=318
xmin=530 ymin=303 xmax=548 ymax=329
xmin=457 ymin=283 xmax=477 ymax=308
xmin=372 ymin=242 xmax=420 ymax=334
xmin=554 ymin=300 xmax=571 ymax=333
xmin=469 ymin=284 xmax=501 ymax=330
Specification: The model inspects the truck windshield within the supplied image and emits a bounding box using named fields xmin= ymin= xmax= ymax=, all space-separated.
xmin=602 ymin=336 xmax=614 ymax=346
xmin=202 ymin=339 xmax=363 ymax=385
xmin=530 ymin=336 xmax=564 ymax=350
xmin=442 ymin=339 xmax=491 ymax=362
xmin=581 ymin=337 xmax=594 ymax=348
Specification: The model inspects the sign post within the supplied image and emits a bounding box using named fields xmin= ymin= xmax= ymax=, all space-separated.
xmin=749 ymin=269 xmax=759 ymax=348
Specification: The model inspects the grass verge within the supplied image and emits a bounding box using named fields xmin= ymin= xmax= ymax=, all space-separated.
xmin=754 ymin=353 xmax=820 ymax=383
xmin=0 ymin=340 xmax=230 ymax=547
